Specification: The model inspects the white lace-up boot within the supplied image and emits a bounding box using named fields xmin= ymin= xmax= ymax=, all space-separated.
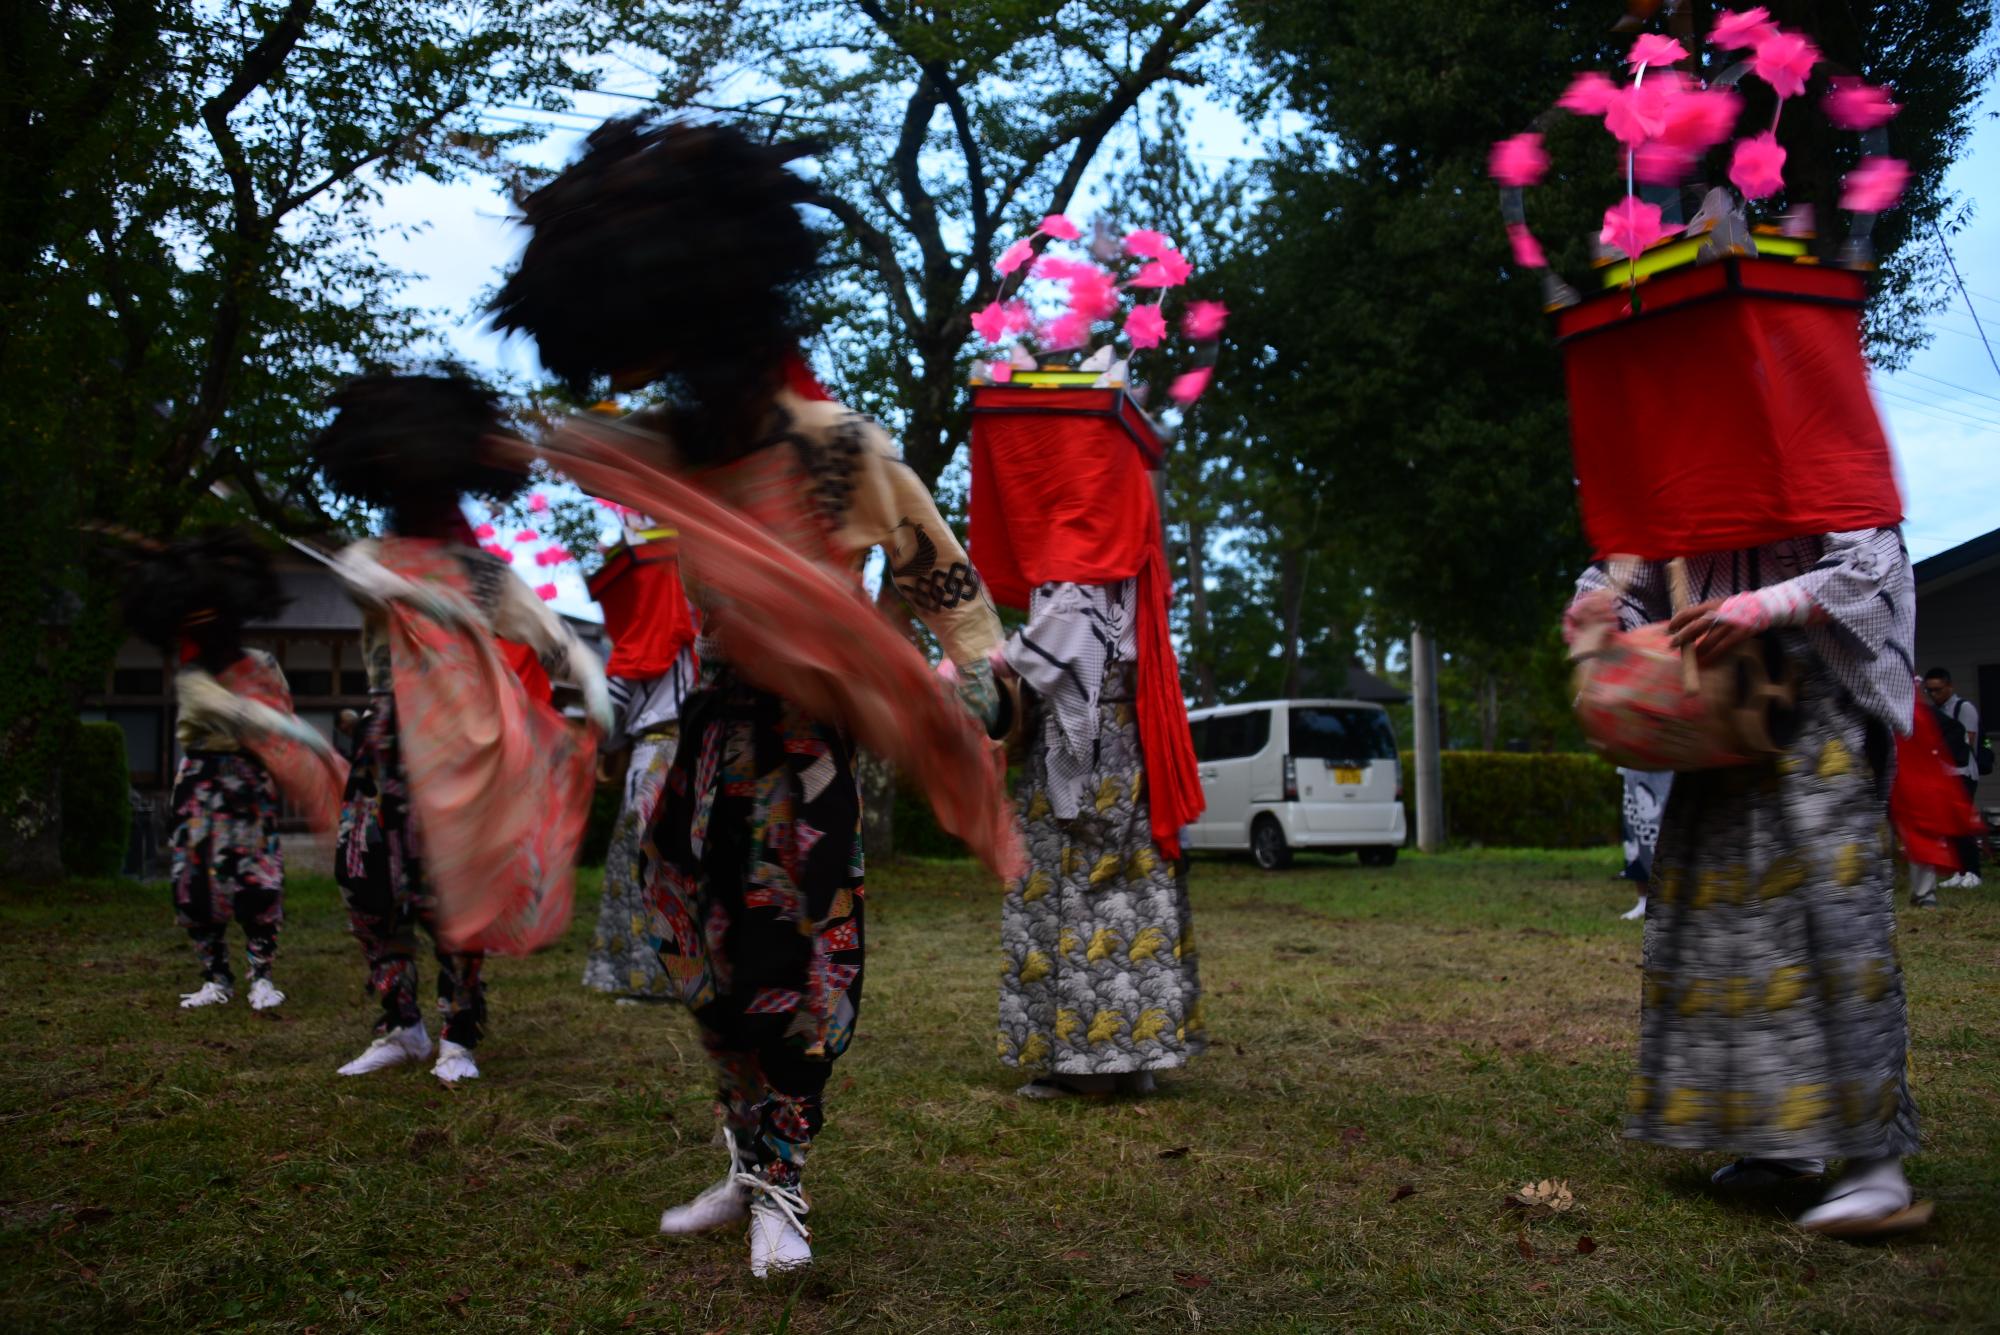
xmin=336 ymin=1022 xmax=432 ymax=1076
xmin=432 ymin=1039 xmax=480 ymax=1084
xmin=179 ymin=980 xmax=232 ymax=1008
xmin=659 ymin=1127 xmax=754 ymax=1235
xmin=747 ymin=1178 xmax=812 ymax=1278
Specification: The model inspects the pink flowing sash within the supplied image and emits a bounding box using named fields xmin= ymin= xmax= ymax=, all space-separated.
xmin=522 ymin=429 xmax=1024 ymax=883
xmin=214 ymin=655 xmax=350 ymax=834
xmin=366 ymin=540 xmax=598 ymax=955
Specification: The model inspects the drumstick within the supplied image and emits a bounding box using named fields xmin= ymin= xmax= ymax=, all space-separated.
xmin=1666 ymin=557 xmax=1700 ymax=694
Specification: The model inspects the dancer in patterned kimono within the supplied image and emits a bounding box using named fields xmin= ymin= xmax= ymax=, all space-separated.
xmin=582 ymin=520 xmax=699 ymax=999
xmin=492 ymin=116 xmax=1016 ymax=1277
xmin=966 ymin=375 xmax=1207 ymax=1100
xmin=313 ymin=371 xmax=610 ymax=1085
xmin=1616 ymin=768 xmax=1673 ymax=920
xmin=1567 ymin=527 xmax=1930 ymax=1236
xmin=123 ymin=533 xmax=348 ymax=1011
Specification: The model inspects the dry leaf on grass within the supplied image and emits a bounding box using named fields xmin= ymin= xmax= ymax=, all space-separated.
xmin=1514 ymin=1232 xmax=1535 ymax=1262
xmin=1174 ymin=1271 xmax=1214 ymax=1290
xmin=1509 ymin=1179 xmax=1576 ymax=1212
xmin=1576 ymin=1236 xmax=1598 ymax=1255
xmin=1158 ymin=1146 xmax=1191 ymax=1160
xmin=1390 ymin=1184 xmax=1417 ymax=1202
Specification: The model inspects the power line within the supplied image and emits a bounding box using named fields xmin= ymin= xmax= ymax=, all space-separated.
xmin=1873 ymin=385 xmax=2000 ymax=433
xmin=1890 ymin=366 xmax=2000 ymax=409
xmin=1873 ymin=381 xmax=2000 ymax=427
xmin=1932 ymin=219 xmax=2000 ymax=384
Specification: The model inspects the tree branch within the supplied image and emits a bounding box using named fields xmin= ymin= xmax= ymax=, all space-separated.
xmin=275 ymin=98 xmax=464 ymax=215
xmin=817 ymin=191 xmax=923 ymax=335
xmin=199 ymin=0 xmax=316 ymax=238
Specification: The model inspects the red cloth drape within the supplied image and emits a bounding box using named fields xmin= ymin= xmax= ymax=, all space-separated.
xmin=495 ymin=637 xmax=553 ymax=704
xmin=214 ymin=653 xmax=349 ymax=834
xmin=968 ymin=386 xmax=1203 ymax=858
xmin=586 ymin=539 xmax=697 ymax=679
xmin=1558 ymin=260 xmax=1903 ymax=560
xmin=1890 ymin=693 xmax=1984 ymax=870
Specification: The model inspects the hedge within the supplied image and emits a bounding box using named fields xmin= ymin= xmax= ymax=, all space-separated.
xmin=62 ymin=722 xmax=132 ymax=877
xmin=1400 ymin=750 xmax=1621 ymax=849
xmin=889 ymin=751 xmax=1619 ymax=858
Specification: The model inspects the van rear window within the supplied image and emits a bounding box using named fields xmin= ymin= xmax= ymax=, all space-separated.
xmin=1191 ymin=710 xmax=1270 ymax=762
xmin=1290 ymin=707 xmax=1396 ymax=762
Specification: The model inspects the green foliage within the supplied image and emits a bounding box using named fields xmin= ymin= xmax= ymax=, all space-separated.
xmin=619 ymin=1 xmax=1223 ymax=486
xmin=59 ymin=723 xmax=132 ymax=878
xmin=0 ymin=1 xmax=616 ymax=868
xmin=1399 ymin=749 xmax=1618 ymax=849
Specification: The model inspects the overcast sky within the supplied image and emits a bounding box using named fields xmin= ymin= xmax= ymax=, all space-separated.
xmin=363 ymin=73 xmax=2000 ymax=618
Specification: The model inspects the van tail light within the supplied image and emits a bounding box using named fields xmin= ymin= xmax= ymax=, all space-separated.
xmin=1283 ymin=754 xmax=1298 ymax=802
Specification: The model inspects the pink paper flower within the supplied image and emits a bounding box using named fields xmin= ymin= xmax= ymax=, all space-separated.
xmin=1183 ymin=300 xmax=1229 ymax=340
xmin=1506 ymin=222 xmax=1547 ymax=268
xmin=535 ymin=546 xmax=573 ymax=567
xmin=1068 ymin=268 xmax=1120 ymax=321
xmin=1823 ymin=77 xmax=1901 ymax=130
xmin=970 ymin=301 xmax=1013 ymax=344
xmin=1168 ymin=367 xmax=1213 ymax=406
xmin=535 ymin=582 xmax=558 ymax=601
xmin=1599 ymin=196 xmax=1670 ymax=261
xmin=1487 ymin=132 xmax=1550 ymax=188
xmin=1603 ymin=83 xmax=1672 ymax=148
xmin=1751 ymin=29 xmax=1819 ymax=100
xmin=473 ymin=523 xmax=496 ymax=540
xmin=1044 ymin=311 xmax=1094 ymax=349
xmin=1627 ymin=34 xmax=1688 ymax=68
xmin=1558 ymin=72 xmax=1617 ymax=116
xmin=1124 ymin=304 xmax=1168 ymax=350
xmin=1710 ymin=7 xmax=1775 ymax=50
xmin=1728 ymin=131 xmax=1787 ymax=199
xmin=1841 ymin=156 xmax=1910 ymax=213
xmin=1038 ymin=214 xmax=1081 ymax=240
xmin=482 ymin=543 xmax=514 ymax=564
xmin=1660 ymin=87 xmax=1743 ymax=151
xmin=1129 ymin=250 xmax=1194 ymax=288
xmin=1123 ymin=229 xmax=1174 ymax=259
xmin=513 ymin=529 xmax=538 ymax=544
xmin=1634 ymin=142 xmax=1698 ymax=184
xmin=986 ymin=361 xmax=1014 ymax=383
xmin=527 ymin=492 xmax=549 ymax=513
xmin=996 ymin=238 xmax=1034 ymax=275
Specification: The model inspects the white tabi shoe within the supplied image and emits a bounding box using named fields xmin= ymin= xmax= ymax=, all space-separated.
xmin=1796 ymin=1158 xmax=1934 ymax=1238
xmin=179 ymin=980 xmax=233 ymax=1008
xmin=247 ymin=978 xmax=285 ymax=1011
xmin=1711 ymin=1156 xmax=1825 ymax=1189
xmin=659 ymin=1127 xmax=753 ymax=1235
xmin=432 ymin=1039 xmax=480 ymax=1084
xmin=1620 ymin=896 xmax=1648 ymax=921
xmin=747 ymin=1181 xmax=813 ymax=1278
xmin=336 ymin=1022 xmax=432 ymax=1076
xmin=1960 ymin=873 xmax=1982 ymax=889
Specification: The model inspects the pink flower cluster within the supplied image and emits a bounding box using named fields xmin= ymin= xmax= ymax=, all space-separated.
xmin=1493 ymin=13 xmax=1912 ymax=268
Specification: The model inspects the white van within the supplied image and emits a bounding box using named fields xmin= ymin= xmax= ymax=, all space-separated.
xmin=1183 ymin=698 xmax=1406 ymax=870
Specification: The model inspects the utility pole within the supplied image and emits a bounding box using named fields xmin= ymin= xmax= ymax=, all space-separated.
xmin=1410 ymin=627 xmax=1444 ymax=853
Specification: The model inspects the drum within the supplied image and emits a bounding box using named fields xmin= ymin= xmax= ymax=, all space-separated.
xmin=1572 ymin=622 xmax=1800 ymax=771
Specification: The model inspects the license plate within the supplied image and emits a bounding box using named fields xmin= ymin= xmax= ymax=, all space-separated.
xmin=1334 ymin=767 xmax=1363 ymax=785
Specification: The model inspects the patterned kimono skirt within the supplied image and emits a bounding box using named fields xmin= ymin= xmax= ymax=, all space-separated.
xmin=583 ymin=726 xmax=679 ymax=996
xmin=999 ymin=681 xmax=1205 ymax=1076
xmin=169 ymin=752 xmax=283 ymax=983
xmin=1627 ymin=644 xmax=1918 ymax=1160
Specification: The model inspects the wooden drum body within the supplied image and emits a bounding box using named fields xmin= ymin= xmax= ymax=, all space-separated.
xmin=1572 ymin=622 xmax=1800 ymax=772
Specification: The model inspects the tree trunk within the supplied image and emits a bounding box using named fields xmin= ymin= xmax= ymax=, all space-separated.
xmin=1277 ymin=546 xmax=1306 ymax=698
xmin=1185 ymin=514 xmax=1217 ymax=708
xmin=1479 ymin=671 xmax=1500 ymax=751
xmin=1411 ymin=627 xmax=1445 ymax=853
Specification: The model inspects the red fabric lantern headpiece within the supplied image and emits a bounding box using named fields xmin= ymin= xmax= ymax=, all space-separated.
xmin=969 ymin=385 xmax=1202 ymax=858
xmin=1557 ymin=258 xmax=1902 ymax=559
xmin=587 ymin=536 xmax=698 ymax=680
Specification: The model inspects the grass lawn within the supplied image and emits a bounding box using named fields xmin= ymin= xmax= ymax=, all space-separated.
xmin=2 ymin=849 xmax=1996 ymax=1333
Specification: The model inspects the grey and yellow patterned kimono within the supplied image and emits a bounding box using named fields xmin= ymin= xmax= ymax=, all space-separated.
xmin=1575 ymin=528 xmax=1919 ymax=1159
